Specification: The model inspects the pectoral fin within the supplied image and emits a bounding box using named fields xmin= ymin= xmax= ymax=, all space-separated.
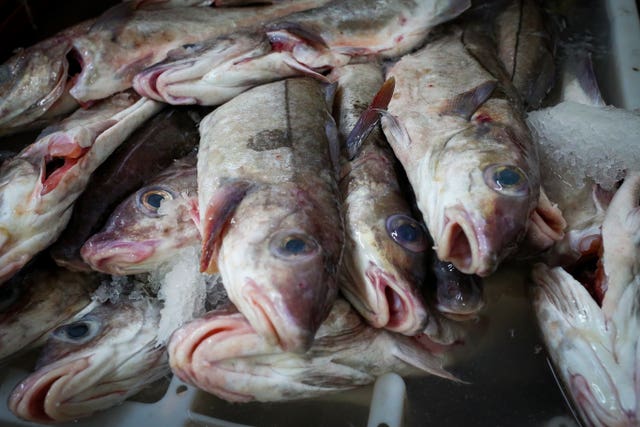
xmin=440 ymin=81 xmax=496 ymax=120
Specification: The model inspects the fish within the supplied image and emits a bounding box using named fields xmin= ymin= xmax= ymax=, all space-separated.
xmin=494 ymin=0 xmax=555 ymax=109
xmin=9 ymin=293 xmax=169 ymax=423
xmin=0 ymin=92 xmax=161 ymax=285
xmin=432 ymin=258 xmax=484 ymax=321
xmin=50 ymin=108 xmax=200 ymax=271
xmin=133 ymin=0 xmax=471 ymax=105
xmin=0 ymin=0 xmax=330 ymax=133
xmin=168 ymin=298 xmax=461 ymax=402
xmin=381 ymin=24 xmax=551 ymax=277
xmin=531 ymin=172 xmax=640 ymax=427
xmin=197 ymin=77 xmax=343 ymax=352
xmin=330 ymin=63 xmax=429 ymax=335
xmin=0 ymin=266 xmax=98 ymax=364
xmin=127 ymin=0 xmax=293 ymax=9
xmin=81 ymin=154 xmax=199 ymax=275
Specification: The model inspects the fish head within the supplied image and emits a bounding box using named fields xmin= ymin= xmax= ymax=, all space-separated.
xmin=214 ymin=186 xmax=339 ymax=353
xmin=81 ymin=164 xmax=199 ymax=275
xmin=432 ymin=259 xmax=484 ymax=320
xmin=431 ymin=122 xmax=539 ymax=276
xmin=341 ymin=178 xmax=430 ymax=334
xmin=8 ymin=298 xmax=167 ymax=423
xmin=0 ymin=268 xmax=97 ymax=363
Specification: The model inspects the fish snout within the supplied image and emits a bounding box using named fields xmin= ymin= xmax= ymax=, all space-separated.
xmin=80 ymin=235 xmax=158 ymax=274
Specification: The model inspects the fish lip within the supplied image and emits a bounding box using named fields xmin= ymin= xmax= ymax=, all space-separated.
xmin=364 ymin=263 xmax=427 ymax=335
xmin=438 ymin=207 xmax=494 ymax=277
xmin=9 ymin=356 xmax=90 ymax=423
xmin=80 ymin=239 xmax=159 ymax=274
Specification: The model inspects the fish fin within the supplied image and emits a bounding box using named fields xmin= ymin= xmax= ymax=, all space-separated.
xmin=522 ymin=187 xmax=567 ymax=253
xmin=440 ymin=81 xmax=496 ymax=120
xmin=561 ymin=52 xmax=606 ymax=107
xmin=90 ymin=2 xmax=135 ymax=35
xmin=266 ymin=21 xmax=328 ymax=50
xmin=391 ymin=336 xmax=463 ymax=382
xmin=200 ymin=181 xmax=252 ymax=273
xmin=380 ymin=110 xmax=411 ymax=148
xmin=346 ymin=77 xmax=395 ymax=160
xmin=281 ymin=57 xmax=328 ymax=81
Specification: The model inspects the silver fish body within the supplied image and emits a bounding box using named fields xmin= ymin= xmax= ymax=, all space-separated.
xmin=168 ymin=298 xmax=459 ymax=402
xmin=0 ymin=93 xmax=161 ymax=285
xmin=331 ymin=63 xmax=429 ymax=335
xmin=0 ymin=267 xmax=98 ymax=363
xmin=382 ymin=26 xmax=541 ymax=277
xmin=81 ymin=155 xmax=199 ymax=275
xmin=198 ymin=77 xmax=342 ymax=352
xmin=8 ymin=294 xmax=168 ymax=423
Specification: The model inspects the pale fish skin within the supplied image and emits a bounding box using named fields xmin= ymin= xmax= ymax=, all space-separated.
xmin=168 ymin=298 xmax=461 ymax=403
xmin=330 ymin=62 xmax=429 ymax=335
xmin=81 ymin=155 xmax=199 ymax=275
xmin=0 ymin=267 xmax=98 ymax=363
xmin=0 ymin=93 xmax=161 ymax=285
xmin=382 ymin=26 xmax=544 ymax=277
xmin=532 ymin=172 xmax=640 ymax=427
xmin=198 ymin=78 xmax=343 ymax=353
xmin=133 ymin=0 xmax=471 ymax=105
xmin=8 ymin=295 xmax=168 ymax=423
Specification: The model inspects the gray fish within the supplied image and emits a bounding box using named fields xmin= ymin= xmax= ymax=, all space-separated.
xmin=330 ymin=63 xmax=429 ymax=335
xmin=0 ymin=93 xmax=161 ymax=285
xmin=133 ymin=0 xmax=471 ymax=105
xmin=169 ymin=298 xmax=461 ymax=402
xmin=8 ymin=293 xmax=168 ymax=423
xmin=0 ymin=267 xmax=98 ymax=363
xmin=198 ymin=78 xmax=342 ymax=352
xmin=81 ymin=155 xmax=199 ymax=275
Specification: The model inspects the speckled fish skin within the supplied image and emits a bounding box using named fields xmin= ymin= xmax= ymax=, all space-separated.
xmin=330 ymin=63 xmax=429 ymax=335
xmin=198 ymin=77 xmax=342 ymax=353
xmin=81 ymin=155 xmax=199 ymax=275
xmin=0 ymin=267 xmax=98 ymax=364
xmin=382 ymin=26 xmax=540 ymax=277
xmin=8 ymin=295 xmax=168 ymax=424
xmin=50 ymin=109 xmax=200 ymax=272
xmin=494 ymin=0 xmax=555 ymax=109
xmin=169 ymin=298 xmax=460 ymax=402
xmin=0 ymin=93 xmax=161 ymax=286
xmin=132 ymin=0 xmax=470 ymax=105
xmin=532 ymin=172 xmax=640 ymax=427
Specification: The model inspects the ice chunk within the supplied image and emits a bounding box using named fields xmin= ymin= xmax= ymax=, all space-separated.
xmin=527 ymin=101 xmax=640 ymax=201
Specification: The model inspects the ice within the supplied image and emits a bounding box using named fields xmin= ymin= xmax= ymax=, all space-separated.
xmin=92 ymin=275 xmax=153 ymax=304
xmin=527 ymin=101 xmax=640 ymax=202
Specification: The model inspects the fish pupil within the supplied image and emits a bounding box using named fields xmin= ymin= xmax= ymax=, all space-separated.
xmin=395 ymin=223 xmax=418 ymax=242
xmin=146 ymin=193 xmax=165 ymax=209
xmin=494 ymin=168 xmax=521 ymax=187
xmin=65 ymin=322 xmax=89 ymax=339
xmin=284 ymin=238 xmax=306 ymax=254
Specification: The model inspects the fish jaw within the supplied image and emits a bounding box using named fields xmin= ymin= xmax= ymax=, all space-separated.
xmin=433 ymin=260 xmax=484 ymax=320
xmin=80 ymin=237 xmax=160 ymax=275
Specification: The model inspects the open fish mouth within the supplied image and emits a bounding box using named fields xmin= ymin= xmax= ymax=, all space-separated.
xmin=438 ymin=207 xmax=488 ymax=276
xmin=364 ymin=264 xmax=427 ymax=335
xmin=81 ymin=238 xmax=159 ymax=274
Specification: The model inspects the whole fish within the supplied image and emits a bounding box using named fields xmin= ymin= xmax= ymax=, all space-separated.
xmin=0 ymin=93 xmax=161 ymax=285
xmin=81 ymin=155 xmax=199 ymax=275
xmin=0 ymin=0 xmax=329 ymax=134
xmin=50 ymin=108 xmax=200 ymax=271
xmin=432 ymin=258 xmax=484 ymax=320
xmin=532 ymin=172 xmax=640 ymax=427
xmin=198 ymin=78 xmax=342 ymax=352
xmin=133 ymin=0 xmax=471 ymax=105
xmin=382 ymin=25 xmax=548 ymax=276
xmin=0 ymin=266 xmax=98 ymax=363
xmin=169 ymin=298 xmax=460 ymax=402
xmin=494 ymin=0 xmax=555 ymax=109
xmin=8 ymin=294 xmax=169 ymax=423
xmin=330 ymin=63 xmax=429 ymax=335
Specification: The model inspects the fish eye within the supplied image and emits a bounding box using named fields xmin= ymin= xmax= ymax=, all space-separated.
xmin=53 ymin=318 xmax=100 ymax=344
xmin=386 ymin=214 xmax=428 ymax=252
xmin=0 ymin=284 xmax=22 ymax=313
xmin=137 ymin=187 xmax=174 ymax=216
xmin=483 ymin=164 xmax=529 ymax=196
xmin=269 ymin=231 xmax=319 ymax=260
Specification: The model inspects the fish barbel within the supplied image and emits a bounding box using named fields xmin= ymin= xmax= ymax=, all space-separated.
xmin=382 ymin=25 xmax=545 ymax=276
xmin=8 ymin=293 xmax=168 ymax=423
xmin=532 ymin=172 xmax=640 ymax=427
xmin=51 ymin=109 xmax=199 ymax=272
xmin=133 ymin=0 xmax=471 ymax=105
xmin=198 ymin=77 xmax=342 ymax=352
xmin=168 ymin=298 xmax=460 ymax=402
xmin=0 ymin=266 xmax=98 ymax=364
xmin=82 ymin=154 xmax=199 ymax=275
xmin=0 ymin=93 xmax=161 ymax=285
xmin=330 ymin=63 xmax=429 ymax=335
